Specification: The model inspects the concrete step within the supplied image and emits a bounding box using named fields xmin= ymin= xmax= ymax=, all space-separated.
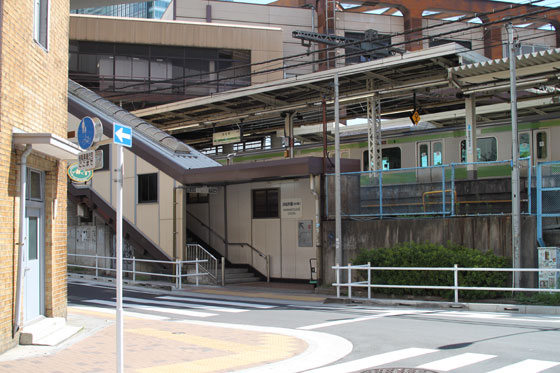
xmin=20 ymin=317 xmax=82 ymax=346
xmin=226 ymin=276 xmax=261 ymax=284
xmin=218 ymin=267 xmax=251 ymax=274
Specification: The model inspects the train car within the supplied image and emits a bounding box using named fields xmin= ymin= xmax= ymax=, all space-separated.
xmin=212 ymin=117 xmax=560 ymax=173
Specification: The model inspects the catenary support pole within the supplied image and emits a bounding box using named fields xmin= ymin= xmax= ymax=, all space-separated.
xmin=507 ymin=23 xmax=521 ymax=288
xmin=116 ymin=145 xmax=124 ymax=373
xmin=334 ymin=73 xmax=342 ymax=268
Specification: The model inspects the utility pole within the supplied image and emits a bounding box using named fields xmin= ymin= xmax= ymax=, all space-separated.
xmin=334 ymin=73 xmax=342 ymax=267
xmin=507 ymin=23 xmax=521 ymax=288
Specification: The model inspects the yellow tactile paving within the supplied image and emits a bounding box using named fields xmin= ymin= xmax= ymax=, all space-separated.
xmin=127 ymin=328 xmax=257 ymax=353
xmin=191 ymin=288 xmax=326 ymax=302
xmin=137 ymin=329 xmax=306 ymax=373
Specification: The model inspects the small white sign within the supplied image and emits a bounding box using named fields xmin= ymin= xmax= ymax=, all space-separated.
xmin=213 ymin=130 xmax=240 ymax=146
xmin=78 ymin=150 xmax=96 ymax=171
xmin=281 ymin=198 xmax=302 ymax=218
xmin=185 ymin=186 xmax=218 ymax=194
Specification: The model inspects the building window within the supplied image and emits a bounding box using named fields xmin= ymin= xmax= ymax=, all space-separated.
xmin=252 ymin=189 xmax=279 ymax=219
xmin=138 ymin=173 xmax=158 ymax=203
xmin=34 ymin=0 xmax=49 ymax=49
xmin=27 ymin=170 xmax=43 ymax=201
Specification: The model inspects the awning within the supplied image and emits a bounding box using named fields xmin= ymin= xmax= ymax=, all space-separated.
xmin=12 ymin=132 xmax=81 ymax=160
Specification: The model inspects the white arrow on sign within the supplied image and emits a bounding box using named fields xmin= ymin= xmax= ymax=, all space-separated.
xmin=115 ymin=127 xmax=132 ymax=143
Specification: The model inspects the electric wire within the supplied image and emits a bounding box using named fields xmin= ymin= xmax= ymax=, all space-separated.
xmin=87 ymin=0 xmax=559 ymax=100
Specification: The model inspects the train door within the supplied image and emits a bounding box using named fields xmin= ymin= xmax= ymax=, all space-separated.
xmin=533 ymin=129 xmax=550 ymax=163
xmin=417 ymin=141 xmax=444 ymax=182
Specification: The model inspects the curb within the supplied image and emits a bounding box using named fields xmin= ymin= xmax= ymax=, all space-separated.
xmin=324 ymin=297 xmax=560 ymax=315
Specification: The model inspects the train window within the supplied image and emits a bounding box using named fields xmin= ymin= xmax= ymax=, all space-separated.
xmin=383 ymin=147 xmax=401 ymax=170
xmin=461 ymin=137 xmax=497 ymax=162
xmin=362 ymin=148 xmax=401 ymax=170
xmin=433 ymin=142 xmax=443 ymax=166
xmin=419 ymin=144 xmax=429 ymax=167
xmin=519 ymin=133 xmax=530 ymax=158
xmin=537 ymin=131 xmax=547 ymax=159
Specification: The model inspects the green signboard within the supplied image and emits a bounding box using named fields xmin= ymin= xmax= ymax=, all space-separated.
xmin=68 ymin=162 xmax=93 ymax=183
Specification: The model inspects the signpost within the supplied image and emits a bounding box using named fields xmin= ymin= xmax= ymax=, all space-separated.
xmin=113 ymin=122 xmax=132 ymax=373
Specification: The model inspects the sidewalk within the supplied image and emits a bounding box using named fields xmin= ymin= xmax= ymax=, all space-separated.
xmin=0 ymin=301 xmax=350 ymax=373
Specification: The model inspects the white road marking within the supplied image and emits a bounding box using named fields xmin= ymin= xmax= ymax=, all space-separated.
xmin=122 ymin=296 xmax=246 ymax=313
xmin=487 ymin=359 xmax=560 ymax=373
xmin=417 ymin=353 xmax=495 ymax=371
xmin=69 ymin=305 xmax=169 ymax=320
xmin=297 ymin=310 xmax=419 ymax=330
xmin=303 ymin=348 xmax=438 ymax=373
xmin=84 ymin=299 xmax=217 ymax=317
xmin=158 ymin=295 xmax=276 ymax=309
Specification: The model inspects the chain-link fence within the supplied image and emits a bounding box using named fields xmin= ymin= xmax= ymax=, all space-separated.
xmin=325 ymin=158 xmax=532 ymax=218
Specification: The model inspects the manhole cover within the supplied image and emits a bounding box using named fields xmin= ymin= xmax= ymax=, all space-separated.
xmin=360 ymin=369 xmax=438 ymax=373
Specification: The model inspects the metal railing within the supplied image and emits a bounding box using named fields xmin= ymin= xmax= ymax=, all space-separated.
xmin=326 ymin=158 xmax=532 ymax=218
xmin=68 ymin=254 xmax=209 ymax=289
xmin=185 ymin=244 xmax=218 ymax=285
xmin=333 ymin=263 xmax=560 ymax=303
xmin=230 ymin=242 xmax=270 ymax=282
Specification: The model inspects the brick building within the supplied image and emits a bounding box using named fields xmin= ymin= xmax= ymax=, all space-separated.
xmin=0 ymin=0 xmax=80 ymax=352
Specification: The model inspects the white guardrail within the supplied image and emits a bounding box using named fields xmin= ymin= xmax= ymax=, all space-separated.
xmin=333 ymin=263 xmax=560 ymax=303
xmin=68 ymin=253 xmax=209 ymax=289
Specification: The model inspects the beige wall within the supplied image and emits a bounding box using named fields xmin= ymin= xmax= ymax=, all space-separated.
xmin=0 ymin=0 xmax=70 ymax=352
xmin=69 ymin=15 xmax=284 ymax=84
xmin=187 ymin=177 xmax=318 ymax=280
xmin=83 ymin=143 xmax=185 ymax=260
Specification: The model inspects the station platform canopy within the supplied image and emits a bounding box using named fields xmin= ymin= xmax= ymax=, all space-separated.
xmin=133 ymin=44 xmax=560 ymax=148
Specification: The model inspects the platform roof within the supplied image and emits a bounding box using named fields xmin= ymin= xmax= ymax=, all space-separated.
xmin=133 ymin=44 xmax=560 ymax=148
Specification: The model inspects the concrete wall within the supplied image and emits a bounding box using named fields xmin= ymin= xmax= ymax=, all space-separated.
xmin=0 ymin=0 xmax=70 ymax=352
xmin=321 ymin=216 xmax=537 ymax=287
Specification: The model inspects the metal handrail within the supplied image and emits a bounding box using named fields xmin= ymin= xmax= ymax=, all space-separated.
xmin=333 ymin=263 xmax=560 ymax=302
xmin=229 ymin=242 xmax=270 ymax=282
xmin=187 ymin=210 xmax=270 ymax=282
xmin=185 ymin=244 xmax=218 ymax=285
xmin=186 ymin=210 xmax=227 ymax=244
xmin=67 ymin=253 xmax=209 ymax=289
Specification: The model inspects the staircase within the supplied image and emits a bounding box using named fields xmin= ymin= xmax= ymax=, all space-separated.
xmin=218 ymin=266 xmax=261 ymax=285
xmin=187 ymin=228 xmax=266 ymax=285
xmin=20 ymin=317 xmax=82 ymax=346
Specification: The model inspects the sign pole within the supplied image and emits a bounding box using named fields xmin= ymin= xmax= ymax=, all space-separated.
xmin=116 ymin=144 xmax=124 ymax=373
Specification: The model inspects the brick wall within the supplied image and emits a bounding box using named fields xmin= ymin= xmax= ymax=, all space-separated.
xmin=0 ymin=0 xmax=69 ymax=352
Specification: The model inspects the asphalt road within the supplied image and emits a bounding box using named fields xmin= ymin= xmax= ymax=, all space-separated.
xmin=68 ymin=281 xmax=560 ymax=372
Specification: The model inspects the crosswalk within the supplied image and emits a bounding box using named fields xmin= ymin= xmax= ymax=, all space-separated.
xmin=306 ymin=348 xmax=560 ymax=373
xmin=81 ymin=294 xmax=277 ymax=320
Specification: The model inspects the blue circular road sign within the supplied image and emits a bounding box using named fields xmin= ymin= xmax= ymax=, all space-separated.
xmin=77 ymin=117 xmax=95 ymax=150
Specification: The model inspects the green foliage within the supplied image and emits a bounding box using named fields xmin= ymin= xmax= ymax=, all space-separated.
xmin=352 ymin=242 xmax=511 ymax=300
xmin=515 ymin=292 xmax=560 ymax=306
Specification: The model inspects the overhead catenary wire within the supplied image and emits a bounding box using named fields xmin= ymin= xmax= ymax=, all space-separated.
xmin=92 ymin=0 xmax=559 ymax=100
